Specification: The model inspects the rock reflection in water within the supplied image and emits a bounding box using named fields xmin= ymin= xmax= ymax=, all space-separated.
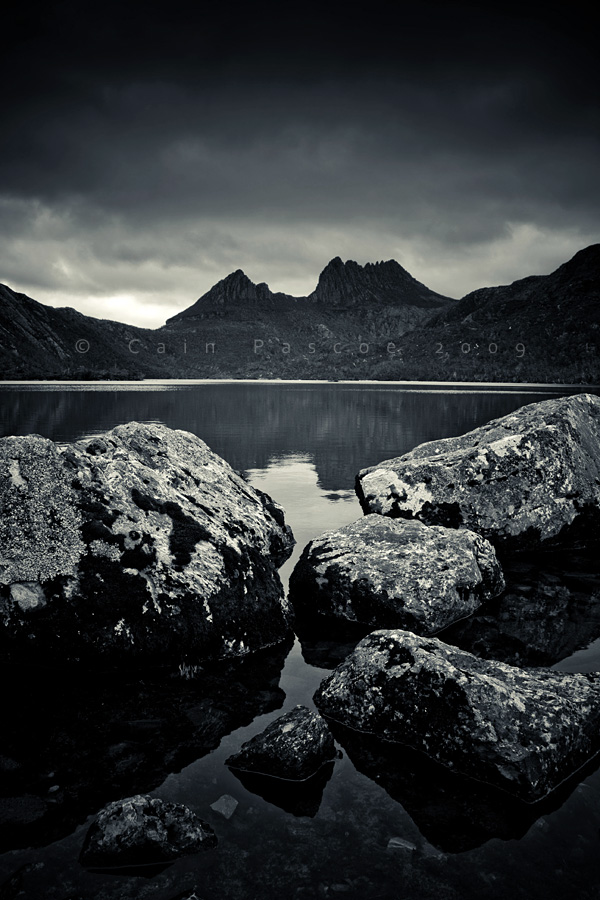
xmin=328 ymin=721 xmax=600 ymax=854
xmin=294 ymin=616 xmax=370 ymax=670
xmin=440 ymin=547 xmax=600 ymax=667
xmin=0 ymin=640 xmax=291 ymax=852
xmin=228 ymin=762 xmax=336 ymax=818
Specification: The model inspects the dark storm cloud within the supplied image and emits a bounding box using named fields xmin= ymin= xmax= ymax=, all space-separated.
xmin=1 ymin=0 xmax=598 ymax=324
xmin=3 ymin=74 xmax=596 ymax=232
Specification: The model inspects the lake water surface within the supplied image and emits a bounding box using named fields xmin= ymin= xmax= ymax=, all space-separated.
xmin=2 ymin=381 xmax=600 ymax=900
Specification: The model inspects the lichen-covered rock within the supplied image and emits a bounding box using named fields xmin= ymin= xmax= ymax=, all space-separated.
xmin=0 ymin=423 xmax=294 ymax=664
xmin=314 ymin=629 xmax=600 ymax=801
xmin=79 ymin=795 xmax=216 ymax=867
xmin=289 ymin=516 xmax=504 ymax=635
xmin=355 ymin=393 xmax=600 ymax=551
xmin=226 ymin=704 xmax=337 ymax=780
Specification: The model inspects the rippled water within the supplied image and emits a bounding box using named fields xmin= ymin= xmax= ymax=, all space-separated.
xmin=2 ymin=381 xmax=600 ymax=900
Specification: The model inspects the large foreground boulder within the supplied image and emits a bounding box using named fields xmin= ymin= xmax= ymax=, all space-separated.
xmin=289 ymin=516 xmax=504 ymax=635
xmin=314 ymin=629 xmax=600 ymax=801
xmin=356 ymin=393 xmax=600 ymax=551
xmin=0 ymin=423 xmax=294 ymax=664
xmin=80 ymin=795 xmax=216 ymax=867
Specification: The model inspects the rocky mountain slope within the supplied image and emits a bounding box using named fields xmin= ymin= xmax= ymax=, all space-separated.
xmin=167 ymin=257 xmax=450 ymax=325
xmin=0 ymin=284 xmax=166 ymax=379
xmin=384 ymin=244 xmax=600 ymax=383
xmin=1 ymin=247 xmax=598 ymax=382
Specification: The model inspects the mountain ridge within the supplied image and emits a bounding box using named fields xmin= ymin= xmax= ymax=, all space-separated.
xmin=166 ymin=256 xmax=452 ymax=324
xmin=1 ymin=245 xmax=599 ymax=382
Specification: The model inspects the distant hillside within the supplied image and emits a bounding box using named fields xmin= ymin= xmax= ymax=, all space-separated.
xmin=1 ymin=248 xmax=599 ymax=382
xmin=371 ymin=244 xmax=600 ymax=383
xmin=0 ymin=284 xmax=168 ymax=380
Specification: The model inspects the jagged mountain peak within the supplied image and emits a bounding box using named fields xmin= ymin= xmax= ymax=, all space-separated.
xmin=166 ymin=269 xmax=276 ymax=323
xmin=166 ymin=255 xmax=453 ymax=324
xmin=214 ymin=268 xmax=254 ymax=290
xmin=310 ymin=256 xmax=452 ymax=309
xmin=224 ymin=268 xmax=249 ymax=282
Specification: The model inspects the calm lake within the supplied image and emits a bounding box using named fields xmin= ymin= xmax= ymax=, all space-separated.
xmin=2 ymin=381 xmax=600 ymax=900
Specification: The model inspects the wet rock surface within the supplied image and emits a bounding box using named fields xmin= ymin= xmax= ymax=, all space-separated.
xmin=290 ymin=516 xmax=504 ymax=634
xmin=226 ymin=704 xmax=337 ymax=781
xmin=356 ymin=393 xmax=600 ymax=551
xmin=79 ymin=795 xmax=217 ymax=867
xmin=0 ymin=423 xmax=294 ymax=665
xmin=314 ymin=629 xmax=600 ymax=801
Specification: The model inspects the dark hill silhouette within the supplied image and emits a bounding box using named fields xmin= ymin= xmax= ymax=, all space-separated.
xmin=378 ymin=243 xmax=600 ymax=383
xmin=166 ymin=257 xmax=451 ymax=325
xmin=1 ymin=247 xmax=598 ymax=382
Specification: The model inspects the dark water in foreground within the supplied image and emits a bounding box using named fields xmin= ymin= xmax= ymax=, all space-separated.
xmin=2 ymin=381 xmax=600 ymax=900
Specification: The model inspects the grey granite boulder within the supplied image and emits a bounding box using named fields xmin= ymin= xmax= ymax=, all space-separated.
xmin=226 ymin=704 xmax=337 ymax=780
xmin=289 ymin=516 xmax=504 ymax=635
xmin=80 ymin=794 xmax=216 ymax=867
xmin=356 ymin=393 xmax=600 ymax=551
xmin=314 ymin=629 xmax=600 ymax=801
xmin=0 ymin=422 xmax=294 ymax=664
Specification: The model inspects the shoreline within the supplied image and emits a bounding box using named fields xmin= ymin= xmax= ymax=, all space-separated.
xmin=0 ymin=378 xmax=597 ymax=390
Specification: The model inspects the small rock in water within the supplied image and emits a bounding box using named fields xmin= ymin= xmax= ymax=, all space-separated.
xmin=210 ymin=794 xmax=238 ymax=819
xmin=226 ymin=705 xmax=337 ymax=780
xmin=387 ymin=836 xmax=417 ymax=852
xmin=79 ymin=794 xmax=217 ymax=867
xmin=315 ymin=629 xmax=600 ymax=801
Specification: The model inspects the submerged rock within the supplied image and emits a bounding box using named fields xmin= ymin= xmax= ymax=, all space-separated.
xmin=289 ymin=516 xmax=504 ymax=635
xmin=356 ymin=393 xmax=600 ymax=551
xmin=314 ymin=629 xmax=600 ymax=801
xmin=226 ymin=704 xmax=337 ymax=781
xmin=0 ymin=423 xmax=294 ymax=664
xmin=210 ymin=794 xmax=238 ymax=819
xmin=79 ymin=794 xmax=216 ymax=867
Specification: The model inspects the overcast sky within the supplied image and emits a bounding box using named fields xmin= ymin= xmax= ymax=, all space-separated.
xmin=1 ymin=0 xmax=598 ymax=328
